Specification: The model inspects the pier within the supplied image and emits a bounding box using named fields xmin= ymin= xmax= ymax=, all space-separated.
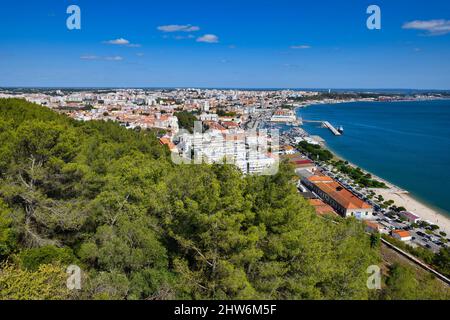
xmin=302 ymin=119 xmax=342 ymax=136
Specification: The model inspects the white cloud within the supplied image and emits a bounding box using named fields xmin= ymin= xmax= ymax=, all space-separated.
xmin=402 ymin=19 xmax=450 ymax=36
xmin=104 ymin=38 xmax=130 ymax=45
xmin=104 ymin=38 xmax=141 ymax=47
xmin=80 ymin=55 xmax=123 ymax=61
xmin=290 ymin=45 xmax=311 ymax=49
xmin=197 ymin=34 xmax=219 ymax=43
xmin=157 ymin=24 xmax=200 ymax=32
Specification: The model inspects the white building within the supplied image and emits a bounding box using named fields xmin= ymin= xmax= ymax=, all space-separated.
xmin=270 ymin=109 xmax=296 ymax=123
xmin=199 ymin=113 xmax=219 ymax=122
xmin=294 ymin=136 xmax=320 ymax=145
xmin=392 ymin=230 xmax=412 ymax=242
xmin=176 ymin=128 xmax=277 ymax=175
xmin=203 ymin=101 xmax=210 ymax=112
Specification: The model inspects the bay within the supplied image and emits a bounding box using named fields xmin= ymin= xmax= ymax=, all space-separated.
xmin=294 ymin=100 xmax=450 ymax=216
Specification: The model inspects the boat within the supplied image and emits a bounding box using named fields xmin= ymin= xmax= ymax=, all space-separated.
xmin=338 ymin=126 xmax=344 ymax=134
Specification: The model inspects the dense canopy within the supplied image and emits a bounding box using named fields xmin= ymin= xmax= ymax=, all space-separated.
xmin=0 ymin=99 xmax=447 ymax=300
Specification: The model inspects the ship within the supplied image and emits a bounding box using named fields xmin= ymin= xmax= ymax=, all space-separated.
xmin=338 ymin=126 xmax=344 ymax=134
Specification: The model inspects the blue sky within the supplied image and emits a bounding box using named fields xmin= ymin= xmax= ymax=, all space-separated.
xmin=0 ymin=0 xmax=449 ymax=89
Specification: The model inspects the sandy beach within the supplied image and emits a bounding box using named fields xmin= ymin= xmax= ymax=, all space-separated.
xmin=341 ymin=159 xmax=450 ymax=236
xmin=320 ymin=141 xmax=450 ymax=236
xmin=373 ymin=187 xmax=450 ymax=236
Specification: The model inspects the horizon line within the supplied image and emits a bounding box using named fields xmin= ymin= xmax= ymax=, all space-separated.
xmin=1 ymin=86 xmax=450 ymax=92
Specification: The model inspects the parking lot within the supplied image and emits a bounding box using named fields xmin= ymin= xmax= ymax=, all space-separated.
xmin=307 ymin=161 xmax=449 ymax=253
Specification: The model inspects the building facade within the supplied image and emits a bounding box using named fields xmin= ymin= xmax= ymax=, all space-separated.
xmin=303 ymin=175 xmax=374 ymax=219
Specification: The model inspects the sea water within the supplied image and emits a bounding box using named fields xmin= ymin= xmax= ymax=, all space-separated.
xmin=295 ymin=99 xmax=450 ymax=216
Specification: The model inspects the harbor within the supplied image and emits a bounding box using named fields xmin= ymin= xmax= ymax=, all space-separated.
xmin=268 ymin=110 xmax=344 ymax=137
xmin=302 ymin=119 xmax=343 ymax=136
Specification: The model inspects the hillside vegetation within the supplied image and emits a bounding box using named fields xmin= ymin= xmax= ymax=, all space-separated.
xmin=0 ymin=99 xmax=448 ymax=300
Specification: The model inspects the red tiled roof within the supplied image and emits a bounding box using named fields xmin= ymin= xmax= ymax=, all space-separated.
xmin=308 ymin=175 xmax=372 ymax=210
xmin=308 ymin=199 xmax=337 ymax=216
xmin=393 ymin=230 xmax=411 ymax=238
xmin=364 ymin=220 xmax=380 ymax=230
xmin=293 ymin=159 xmax=314 ymax=165
xmin=159 ymin=138 xmax=176 ymax=151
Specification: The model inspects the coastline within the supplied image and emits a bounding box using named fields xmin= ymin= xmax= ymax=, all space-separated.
xmin=328 ymin=141 xmax=450 ymax=236
xmin=295 ymin=99 xmax=450 ymax=236
xmin=373 ymin=187 xmax=450 ymax=236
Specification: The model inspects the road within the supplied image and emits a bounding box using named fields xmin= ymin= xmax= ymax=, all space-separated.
xmin=301 ymin=156 xmax=449 ymax=254
xmin=253 ymin=119 xmax=449 ymax=254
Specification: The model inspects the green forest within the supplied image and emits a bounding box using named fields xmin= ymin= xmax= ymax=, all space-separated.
xmin=297 ymin=141 xmax=333 ymax=162
xmin=0 ymin=98 xmax=448 ymax=300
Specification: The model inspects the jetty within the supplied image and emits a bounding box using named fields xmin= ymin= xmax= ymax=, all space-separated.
xmin=302 ymin=119 xmax=342 ymax=136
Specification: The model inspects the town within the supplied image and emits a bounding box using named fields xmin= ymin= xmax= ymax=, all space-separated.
xmin=1 ymin=87 xmax=449 ymax=268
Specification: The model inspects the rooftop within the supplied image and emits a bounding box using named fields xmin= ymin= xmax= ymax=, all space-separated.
xmin=393 ymin=230 xmax=411 ymax=238
xmin=308 ymin=175 xmax=372 ymax=210
xmin=400 ymin=211 xmax=421 ymax=220
xmin=364 ymin=220 xmax=381 ymax=230
xmin=159 ymin=137 xmax=177 ymax=151
xmin=309 ymin=199 xmax=338 ymax=216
